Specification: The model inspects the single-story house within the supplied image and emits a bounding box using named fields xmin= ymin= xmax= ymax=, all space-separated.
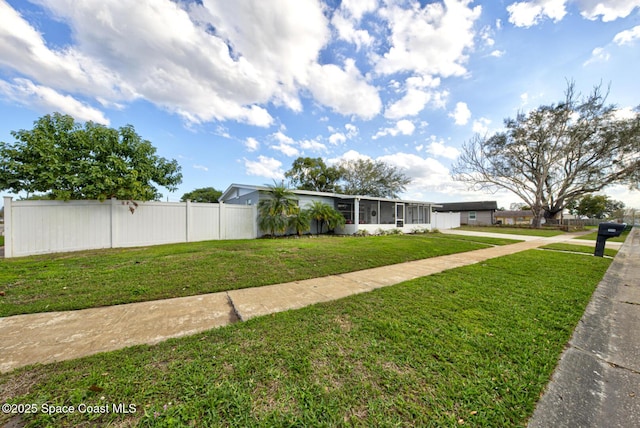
xmin=220 ymin=184 xmax=438 ymax=236
xmin=495 ymin=210 xmax=535 ymax=225
xmin=433 ymin=201 xmax=498 ymax=226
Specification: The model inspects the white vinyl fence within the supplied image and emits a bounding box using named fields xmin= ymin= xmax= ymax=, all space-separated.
xmin=3 ymin=197 xmax=257 ymax=258
xmin=433 ymin=211 xmax=461 ymax=230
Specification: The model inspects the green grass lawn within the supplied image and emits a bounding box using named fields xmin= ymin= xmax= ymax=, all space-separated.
xmin=0 ymin=233 xmax=518 ymax=317
xmin=540 ymin=243 xmax=618 ymax=257
xmin=456 ymin=226 xmax=565 ymax=237
xmin=575 ymin=229 xmax=630 ymax=242
xmin=0 ymin=250 xmax=611 ymax=427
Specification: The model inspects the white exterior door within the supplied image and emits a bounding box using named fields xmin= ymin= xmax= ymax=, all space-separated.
xmin=395 ymin=203 xmax=405 ymax=228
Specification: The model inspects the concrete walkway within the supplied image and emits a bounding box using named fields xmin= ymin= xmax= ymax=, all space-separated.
xmin=0 ymin=231 xmax=607 ymax=373
xmin=528 ymin=227 xmax=640 ymax=428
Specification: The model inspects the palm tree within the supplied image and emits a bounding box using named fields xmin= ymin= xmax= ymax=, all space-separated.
xmin=307 ymin=201 xmax=331 ymax=234
xmin=289 ymin=209 xmax=311 ymax=236
xmin=257 ymin=182 xmax=299 ymax=236
xmin=306 ymin=201 xmax=346 ymax=234
xmin=325 ymin=207 xmax=346 ymax=232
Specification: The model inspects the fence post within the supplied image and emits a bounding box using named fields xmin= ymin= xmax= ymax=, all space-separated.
xmin=3 ymin=196 xmax=12 ymax=258
xmin=110 ymin=198 xmax=117 ymax=249
xmin=185 ymin=199 xmax=191 ymax=242
xmin=219 ymin=202 xmax=226 ymax=240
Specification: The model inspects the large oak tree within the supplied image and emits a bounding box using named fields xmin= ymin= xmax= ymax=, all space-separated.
xmin=0 ymin=113 xmax=182 ymax=201
xmin=453 ymin=83 xmax=640 ymax=227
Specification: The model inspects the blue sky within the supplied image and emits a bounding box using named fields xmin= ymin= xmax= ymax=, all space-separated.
xmin=1 ymin=0 xmax=639 ymax=209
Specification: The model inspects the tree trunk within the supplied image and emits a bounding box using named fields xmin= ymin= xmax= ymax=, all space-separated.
xmin=531 ymin=205 xmax=544 ymax=229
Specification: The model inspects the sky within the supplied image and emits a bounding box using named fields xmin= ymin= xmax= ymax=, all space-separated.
xmin=1 ymin=0 xmax=639 ymax=210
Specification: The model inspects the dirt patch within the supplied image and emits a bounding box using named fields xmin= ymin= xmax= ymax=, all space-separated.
xmin=0 ymin=369 xmax=46 ymax=402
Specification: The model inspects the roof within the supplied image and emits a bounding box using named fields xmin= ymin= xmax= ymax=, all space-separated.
xmin=220 ymin=183 xmax=438 ymax=206
xmin=433 ymin=201 xmax=498 ymax=212
xmin=495 ymin=210 xmax=534 ymax=218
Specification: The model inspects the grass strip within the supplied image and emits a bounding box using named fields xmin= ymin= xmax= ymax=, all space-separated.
xmin=574 ymin=230 xmax=630 ymax=242
xmin=456 ymin=226 xmax=564 ymax=237
xmin=540 ymin=243 xmax=618 ymax=257
xmin=0 ymin=250 xmax=611 ymax=427
xmin=0 ymin=234 xmax=514 ymax=317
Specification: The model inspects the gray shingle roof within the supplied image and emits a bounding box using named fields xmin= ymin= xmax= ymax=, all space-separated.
xmin=433 ymin=201 xmax=498 ymax=212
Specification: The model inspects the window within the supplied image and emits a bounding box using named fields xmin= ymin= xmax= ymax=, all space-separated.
xmin=468 ymin=211 xmax=477 ymax=221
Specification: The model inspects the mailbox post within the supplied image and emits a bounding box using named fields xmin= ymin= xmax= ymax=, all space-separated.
xmin=594 ymin=222 xmax=626 ymax=257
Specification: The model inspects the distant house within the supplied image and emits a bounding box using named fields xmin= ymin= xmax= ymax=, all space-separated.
xmin=220 ymin=184 xmax=439 ymax=236
xmin=433 ymin=201 xmax=498 ymax=226
xmin=495 ymin=210 xmax=535 ymax=226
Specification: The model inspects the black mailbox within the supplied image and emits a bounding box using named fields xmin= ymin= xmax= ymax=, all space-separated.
xmin=594 ymin=222 xmax=626 ymax=257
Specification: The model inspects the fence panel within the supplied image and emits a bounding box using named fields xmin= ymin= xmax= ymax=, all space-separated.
xmin=3 ymin=198 xmax=256 ymax=258
xmin=8 ymin=200 xmax=111 ymax=257
xmin=222 ymin=205 xmax=256 ymax=239
xmin=433 ymin=211 xmax=461 ymax=230
xmin=190 ymin=202 xmax=220 ymax=241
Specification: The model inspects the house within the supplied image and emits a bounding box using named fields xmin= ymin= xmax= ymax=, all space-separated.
xmin=433 ymin=201 xmax=498 ymax=226
xmin=495 ymin=210 xmax=535 ymax=226
xmin=219 ymin=184 xmax=438 ymax=236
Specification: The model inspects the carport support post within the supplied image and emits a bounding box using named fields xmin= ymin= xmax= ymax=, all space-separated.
xmin=3 ymin=196 xmax=12 ymax=258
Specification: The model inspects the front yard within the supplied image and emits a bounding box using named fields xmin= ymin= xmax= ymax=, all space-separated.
xmin=0 ymin=233 xmax=517 ymax=317
xmin=0 ymin=249 xmax=611 ymax=427
xmin=455 ymin=226 xmax=565 ymax=237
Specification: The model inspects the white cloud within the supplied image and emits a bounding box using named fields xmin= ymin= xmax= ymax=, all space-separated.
xmin=426 ymin=141 xmax=460 ymax=160
xmin=377 ymin=152 xmax=454 ymax=192
xmin=578 ymin=0 xmax=640 ymax=22
xmin=299 ymin=139 xmax=327 ymax=152
xmin=507 ymin=0 xmax=568 ymax=27
xmin=373 ymin=119 xmax=415 ymax=139
xmin=244 ymin=155 xmax=285 ymax=179
xmin=329 ymin=123 xmax=359 ymax=145
xmin=272 ymin=131 xmax=295 ymax=146
xmin=245 ymin=137 xmax=260 ymax=152
xmin=327 ymin=149 xmax=372 ymax=165
xmin=331 ymin=11 xmax=374 ymax=50
xmin=341 ymin=0 xmax=378 ymax=21
xmin=396 ymin=119 xmax=416 ymax=135
xmin=604 ymin=184 xmax=640 ymax=209
xmin=612 ymin=107 xmax=637 ymax=120
xmin=307 ymin=60 xmax=382 ymax=119
xmin=449 ymin=102 xmax=471 ymax=125
xmin=613 ymin=25 xmax=640 ymax=45
xmin=345 ymin=123 xmax=358 ymax=137
xmin=0 ymin=78 xmax=110 ymax=124
xmin=384 ymin=75 xmax=444 ymax=119
xmin=490 ymin=50 xmax=505 ymax=58
xmin=270 ymin=131 xmax=299 ymax=157
xmin=385 ymin=88 xmax=433 ymax=119
xmin=271 ymin=142 xmax=300 ymax=157
xmin=583 ymin=46 xmax=610 ymax=66
xmin=0 ymin=0 xmax=381 ymax=126
xmin=472 ymin=117 xmax=492 ymax=135
xmin=193 ymin=164 xmax=209 ymax=171
xmin=375 ymin=1 xmax=481 ymax=78
xmin=329 ymin=133 xmax=347 ymax=145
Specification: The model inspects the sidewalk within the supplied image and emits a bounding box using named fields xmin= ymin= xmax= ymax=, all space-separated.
xmin=528 ymin=227 xmax=640 ymax=428
xmin=0 ymin=231 xmax=610 ymax=373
